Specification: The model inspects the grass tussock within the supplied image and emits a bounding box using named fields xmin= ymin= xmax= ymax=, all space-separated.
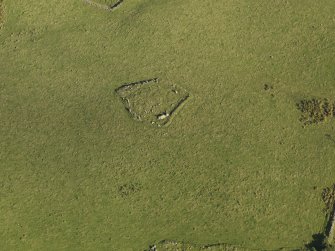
xmin=297 ymin=98 xmax=335 ymax=126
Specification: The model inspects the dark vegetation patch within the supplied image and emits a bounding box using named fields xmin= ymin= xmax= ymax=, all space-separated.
xmin=325 ymin=134 xmax=335 ymax=145
xmin=322 ymin=184 xmax=335 ymax=211
xmin=296 ymin=98 xmax=335 ymax=126
xmin=115 ymin=78 xmax=190 ymax=127
xmin=84 ymin=0 xmax=123 ymax=11
xmin=118 ymin=182 xmax=142 ymax=198
xmin=263 ymin=83 xmax=274 ymax=91
xmin=263 ymin=84 xmax=275 ymax=98
xmin=305 ymin=233 xmax=328 ymax=251
xmin=322 ymin=185 xmax=335 ymax=245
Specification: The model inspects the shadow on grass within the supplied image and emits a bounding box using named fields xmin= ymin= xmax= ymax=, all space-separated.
xmin=305 ymin=233 xmax=328 ymax=251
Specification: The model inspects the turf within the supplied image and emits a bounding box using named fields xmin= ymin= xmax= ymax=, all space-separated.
xmin=94 ymin=0 xmax=121 ymax=5
xmin=152 ymin=240 xmax=301 ymax=251
xmin=0 ymin=1 xmax=3 ymax=28
xmin=84 ymin=0 xmax=123 ymax=11
xmin=1 ymin=0 xmax=335 ymax=250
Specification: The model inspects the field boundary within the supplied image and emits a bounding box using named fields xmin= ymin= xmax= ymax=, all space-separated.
xmin=115 ymin=78 xmax=190 ymax=127
xmin=169 ymin=94 xmax=190 ymax=117
xmin=83 ymin=0 xmax=124 ymax=11
xmin=325 ymin=202 xmax=335 ymax=244
xmin=146 ymin=239 xmax=301 ymax=251
xmin=115 ymin=78 xmax=159 ymax=93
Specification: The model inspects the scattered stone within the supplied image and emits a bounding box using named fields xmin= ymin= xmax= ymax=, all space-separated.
xmin=149 ymin=244 xmax=157 ymax=251
xmin=152 ymin=240 xmax=251 ymax=250
xmin=157 ymin=112 xmax=169 ymax=120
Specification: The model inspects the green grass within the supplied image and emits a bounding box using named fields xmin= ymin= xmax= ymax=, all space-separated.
xmin=153 ymin=240 xmax=303 ymax=251
xmin=93 ymin=0 xmax=120 ymax=6
xmin=0 ymin=1 xmax=3 ymax=27
xmin=1 ymin=0 xmax=335 ymax=250
xmin=84 ymin=0 xmax=122 ymax=10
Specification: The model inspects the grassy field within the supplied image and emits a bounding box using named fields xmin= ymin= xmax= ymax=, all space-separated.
xmin=0 ymin=1 xmax=3 ymax=28
xmin=1 ymin=0 xmax=335 ymax=250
